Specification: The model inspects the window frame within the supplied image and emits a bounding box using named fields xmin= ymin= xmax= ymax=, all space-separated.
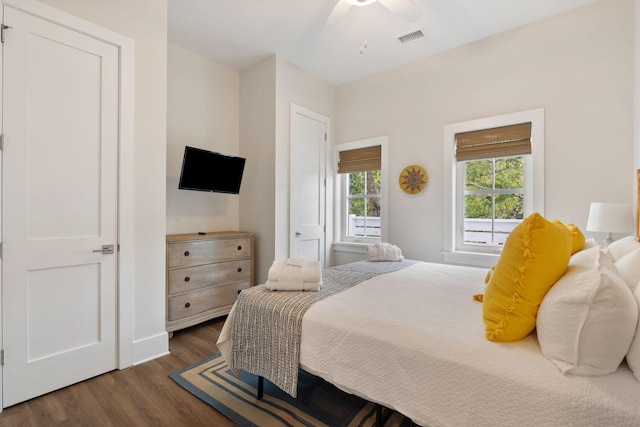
xmin=443 ymin=109 xmax=544 ymax=267
xmin=333 ymin=136 xmax=388 ymax=246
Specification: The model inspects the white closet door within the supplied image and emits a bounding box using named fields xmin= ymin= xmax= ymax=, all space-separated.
xmin=290 ymin=105 xmax=328 ymax=265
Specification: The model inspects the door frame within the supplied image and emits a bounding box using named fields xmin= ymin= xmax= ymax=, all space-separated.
xmin=289 ymin=104 xmax=332 ymax=267
xmin=0 ymin=0 xmax=135 ymax=409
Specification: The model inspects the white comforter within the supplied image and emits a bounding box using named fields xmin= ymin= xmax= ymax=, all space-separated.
xmin=298 ymin=262 xmax=640 ymax=427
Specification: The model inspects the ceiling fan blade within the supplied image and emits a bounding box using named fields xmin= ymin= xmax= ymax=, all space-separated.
xmin=323 ymin=0 xmax=352 ymax=31
xmin=378 ymin=0 xmax=422 ymax=22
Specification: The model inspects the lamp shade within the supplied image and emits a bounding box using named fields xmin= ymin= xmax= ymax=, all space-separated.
xmin=586 ymin=202 xmax=633 ymax=233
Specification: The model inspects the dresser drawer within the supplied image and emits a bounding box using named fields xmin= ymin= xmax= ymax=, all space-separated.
xmin=166 ymin=231 xmax=254 ymax=334
xmin=167 ymin=237 xmax=251 ymax=268
xmin=167 ymin=281 xmax=249 ymax=321
xmin=167 ymin=259 xmax=251 ymax=295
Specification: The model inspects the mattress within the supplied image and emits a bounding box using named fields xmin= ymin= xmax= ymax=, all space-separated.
xmin=298 ymin=261 xmax=640 ymax=427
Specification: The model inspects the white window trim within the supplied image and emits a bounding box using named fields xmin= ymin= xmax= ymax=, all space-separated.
xmin=442 ymin=109 xmax=544 ymax=267
xmin=333 ymin=136 xmax=389 ymax=247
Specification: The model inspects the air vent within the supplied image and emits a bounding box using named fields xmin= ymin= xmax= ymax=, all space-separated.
xmin=397 ymin=29 xmax=424 ymax=45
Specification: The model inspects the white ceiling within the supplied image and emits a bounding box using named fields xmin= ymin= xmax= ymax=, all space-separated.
xmin=168 ymin=0 xmax=597 ymax=86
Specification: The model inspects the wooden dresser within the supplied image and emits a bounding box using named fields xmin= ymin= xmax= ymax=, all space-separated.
xmin=166 ymin=231 xmax=254 ymax=335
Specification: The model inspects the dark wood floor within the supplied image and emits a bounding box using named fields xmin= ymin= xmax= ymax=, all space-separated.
xmin=0 ymin=317 xmax=237 ymax=427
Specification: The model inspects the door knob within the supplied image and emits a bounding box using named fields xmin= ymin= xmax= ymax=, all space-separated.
xmin=92 ymin=244 xmax=115 ymax=254
xmin=295 ymin=231 xmax=301 ymax=237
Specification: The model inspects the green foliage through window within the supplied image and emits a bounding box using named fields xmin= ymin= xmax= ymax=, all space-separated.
xmin=348 ymin=170 xmax=380 ymax=216
xmin=464 ymin=157 xmax=524 ymax=220
xmin=462 ymin=156 xmax=525 ymax=246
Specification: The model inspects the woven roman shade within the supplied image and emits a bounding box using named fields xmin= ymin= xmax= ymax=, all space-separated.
xmin=337 ymin=145 xmax=381 ymax=174
xmin=456 ymin=122 xmax=532 ymax=162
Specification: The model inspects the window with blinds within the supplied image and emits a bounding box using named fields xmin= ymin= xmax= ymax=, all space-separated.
xmin=337 ymin=144 xmax=382 ymax=240
xmin=443 ymin=109 xmax=543 ymax=265
xmin=456 ymin=122 xmax=532 ymax=249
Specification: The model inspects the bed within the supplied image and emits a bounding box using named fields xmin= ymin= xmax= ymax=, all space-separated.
xmin=217 ymin=175 xmax=640 ymax=426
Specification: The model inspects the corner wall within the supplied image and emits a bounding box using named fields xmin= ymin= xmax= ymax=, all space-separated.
xmin=274 ymin=57 xmax=336 ymax=264
xmin=239 ymin=56 xmax=336 ymax=284
xmin=239 ymin=57 xmax=278 ymax=285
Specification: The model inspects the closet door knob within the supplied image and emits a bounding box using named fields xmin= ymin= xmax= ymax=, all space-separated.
xmin=93 ymin=244 xmax=115 ymax=254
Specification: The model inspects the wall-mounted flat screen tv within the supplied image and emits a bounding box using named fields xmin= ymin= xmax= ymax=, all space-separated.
xmin=178 ymin=146 xmax=246 ymax=194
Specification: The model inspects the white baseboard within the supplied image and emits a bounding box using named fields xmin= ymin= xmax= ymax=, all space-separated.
xmin=132 ymin=331 xmax=170 ymax=366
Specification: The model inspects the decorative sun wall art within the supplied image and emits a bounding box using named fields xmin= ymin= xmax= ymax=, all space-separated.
xmin=399 ymin=165 xmax=428 ymax=194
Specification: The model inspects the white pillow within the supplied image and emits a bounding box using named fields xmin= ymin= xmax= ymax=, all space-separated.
xmin=626 ymin=285 xmax=640 ymax=381
xmin=607 ymin=235 xmax=640 ymax=261
xmin=537 ymin=247 xmax=638 ymax=375
xmin=583 ymin=237 xmax=598 ymax=250
xmin=615 ymin=248 xmax=640 ymax=291
xmin=569 ymin=243 xmax=614 ymax=269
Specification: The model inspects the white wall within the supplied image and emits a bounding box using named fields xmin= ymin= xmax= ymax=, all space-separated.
xmin=336 ymin=0 xmax=634 ymax=263
xmin=167 ymin=44 xmax=241 ymax=234
xmin=239 ymin=57 xmax=277 ymax=285
xmin=39 ymin=0 xmax=169 ymax=361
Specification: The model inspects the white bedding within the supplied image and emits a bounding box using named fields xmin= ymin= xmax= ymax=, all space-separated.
xmin=298 ymin=262 xmax=640 ymax=427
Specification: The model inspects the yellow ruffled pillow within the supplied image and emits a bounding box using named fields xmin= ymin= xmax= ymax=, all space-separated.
xmin=553 ymin=220 xmax=585 ymax=255
xmin=567 ymin=223 xmax=585 ymax=254
xmin=483 ymin=213 xmax=572 ymax=342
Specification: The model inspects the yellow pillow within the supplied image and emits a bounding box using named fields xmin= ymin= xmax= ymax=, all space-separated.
xmin=567 ymin=223 xmax=586 ymax=254
xmin=483 ymin=213 xmax=572 ymax=342
xmin=553 ymin=220 xmax=585 ymax=255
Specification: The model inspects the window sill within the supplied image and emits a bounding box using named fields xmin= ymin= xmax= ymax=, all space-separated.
xmin=442 ymin=250 xmax=499 ymax=268
xmin=332 ymin=241 xmax=371 ymax=254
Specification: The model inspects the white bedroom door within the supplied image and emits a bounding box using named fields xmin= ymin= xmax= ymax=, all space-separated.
xmin=290 ymin=105 xmax=328 ymax=265
xmin=1 ymin=5 xmax=119 ymax=407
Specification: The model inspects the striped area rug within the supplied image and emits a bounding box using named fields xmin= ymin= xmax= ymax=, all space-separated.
xmin=170 ymin=353 xmax=412 ymax=427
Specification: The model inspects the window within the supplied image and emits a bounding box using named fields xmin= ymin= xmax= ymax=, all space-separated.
xmin=456 ymin=122 xmax=531 ymax=252
xmin=334 ymin=136 xmax=388 ymax=245
xmin=443 ymin=109 xmax=544 ymax=267
xmin=459 ymin=156 xmax=525 ymax=248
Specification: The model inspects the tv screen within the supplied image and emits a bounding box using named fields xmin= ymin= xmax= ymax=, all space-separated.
xmin=178 ymin=146 xmax=246 ymax=194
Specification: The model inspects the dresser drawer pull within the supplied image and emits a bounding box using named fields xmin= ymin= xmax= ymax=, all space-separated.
xmin=184 ymin=276 xmax=190 ymax=282
xmin=184 ymin=251 xmax=190 ymax=257
xmin=237 ymin=245 xmax=242 ymax=251
xmin=237 ymin=267 xmax=242 ymax=273
xmin=185 ymin=302 xmax=191 ymax=308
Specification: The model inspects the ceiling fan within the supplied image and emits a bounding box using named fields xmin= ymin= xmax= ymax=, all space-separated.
xmin=324 ymin=0 xmax=423 ymax=31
